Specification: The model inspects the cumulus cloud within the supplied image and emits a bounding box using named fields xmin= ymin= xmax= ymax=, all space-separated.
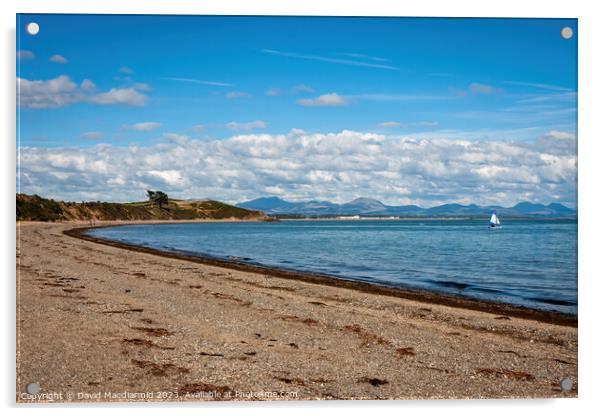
xmin=49 ymin=54 xmax=68 ymax=64
xmin=18 ymin=129 xmax=577 ymax=207
xmin=123 ymin=122 xmax=162 ymax=131
xmin=18 ymin=75 xmax=79 ymax=109
xmin=89 ymin=88 xmax=147 ymax=106
xmin=161 ymin=133 xmax=190 ymax=145
xmin=544 ymin=130 xmax=574 ymax=140
xmin=17 ymin=75 xmax=149 ymax=109
xmin=226 ymin=120 xmax=267 ymax=131
xmin=297 ymin=93 xmax=348 ymax=107
xmin=17 ymin=50 xmax=34 ymax=60
xmin=80 ymin=79 xmax=96 ymax=91
xmin=289 ymin=128 xmax=306 ymax=137
xmin=147 ymin=170 xmax=185 ymax=186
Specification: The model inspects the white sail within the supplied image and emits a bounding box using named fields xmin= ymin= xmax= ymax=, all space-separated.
xmin=490 ymin=213 xmax=500 ymax=225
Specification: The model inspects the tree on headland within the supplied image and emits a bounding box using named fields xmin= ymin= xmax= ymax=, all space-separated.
xmin=146 ymin=190 xmax=169 ymax=209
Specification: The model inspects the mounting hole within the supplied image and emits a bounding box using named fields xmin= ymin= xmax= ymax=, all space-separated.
xmin=26 ymin=22 xmax=40 ymax=36
xmin=560 ymin=377 xmax=573 ymax=391
xmin=26 ymin=382 xmax=40 ymax=394
xmin=560 ymin=27 xmax=573 ymax=40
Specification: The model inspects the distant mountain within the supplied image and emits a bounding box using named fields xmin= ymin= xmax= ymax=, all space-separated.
xmin=238 ymin=197 xmax=339 ymax=215
xmin=237 ymin=197 xmax=295 ymax=212
xmin=237 ymin=196 xmax=576 ymax=218
xmin=341 ymin=198 xmax=388 ymax=214
xmin=511 ymin=202 xmax=576 ymax=216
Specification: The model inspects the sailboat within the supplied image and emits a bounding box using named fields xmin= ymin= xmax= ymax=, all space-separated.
xmin=489 ymin=210 xmax=501 ymax=228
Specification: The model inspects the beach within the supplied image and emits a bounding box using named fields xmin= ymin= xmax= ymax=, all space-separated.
xmin=16 ymin=221 xmax=578 ymax=402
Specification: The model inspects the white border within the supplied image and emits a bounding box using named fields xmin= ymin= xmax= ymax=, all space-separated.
xmin=2 ymin=1 xmax=601 ymax=415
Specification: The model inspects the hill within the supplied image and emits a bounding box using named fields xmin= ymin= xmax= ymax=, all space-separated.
xmin=237 ymin=196 xmax=576 ymax=218
xmin=16 ymin=194 xmax=270 ymax=222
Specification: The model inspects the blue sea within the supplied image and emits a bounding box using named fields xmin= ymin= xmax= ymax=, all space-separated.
xmin=87 ymin=219 xmax=578 ymax=314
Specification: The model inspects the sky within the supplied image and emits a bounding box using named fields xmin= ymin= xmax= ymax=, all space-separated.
xmin=16 ymin=15 xmax=577 ymax=207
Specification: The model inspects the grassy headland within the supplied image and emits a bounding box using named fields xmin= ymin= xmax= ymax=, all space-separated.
xmin=16 ymin=194 xmax=270 ymax=222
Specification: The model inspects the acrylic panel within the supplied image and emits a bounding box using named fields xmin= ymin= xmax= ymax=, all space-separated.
xmin=16 ymin=14 xmax=578 ymax=403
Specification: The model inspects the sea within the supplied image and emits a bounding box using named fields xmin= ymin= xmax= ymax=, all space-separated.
xmin=87 ymin=219 xmax=578 ymax=314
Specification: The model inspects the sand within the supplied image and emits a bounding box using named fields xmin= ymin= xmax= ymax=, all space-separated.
xmin=16 ymin=221 xmax=578 ymax=402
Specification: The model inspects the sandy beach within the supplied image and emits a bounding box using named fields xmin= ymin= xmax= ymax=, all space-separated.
xmin=16 ymin=221 xmax=578 ymax=402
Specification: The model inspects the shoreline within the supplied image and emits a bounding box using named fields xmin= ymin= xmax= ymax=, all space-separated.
xmin=17 ymin=221 xmax=578 ymax=400
xmin=64 ymin=223 xmax=577 ymax=327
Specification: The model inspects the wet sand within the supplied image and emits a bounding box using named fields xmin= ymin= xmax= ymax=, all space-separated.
xmin=17 ymin=221 xmax=578 ymax=402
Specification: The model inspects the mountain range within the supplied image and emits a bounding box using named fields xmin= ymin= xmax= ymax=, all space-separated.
xmin=237 ymin=197 xmax=576 ymax=217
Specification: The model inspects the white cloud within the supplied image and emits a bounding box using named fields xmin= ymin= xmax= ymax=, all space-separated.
xmin=163 ymin=77 xmax=232 ymax=87
xmin=80 ymin=79 xmax=96 ymax=91
xmin=289 ymin=128 xmax=306 ymax=137
xmin=502 ymin=81 xmax=573 ymax=92
xmin=18 ymin=130 xmax=577 ymax=207
xmin=107 ymin=176 xmax=126 ymax=186
xmin=89 ymin=88 xmax=147 ymax=106
xmin=377 ymin=121 xmax=401 ymax=128
xmin=262 ymin=49 xmax=398 ymax=71
xmin=147 ymin=170 xmax=185 ymax=186
xmin=17 ymin=75 xmax=149 ymax=109
xmin=226 ymin=120 xmax=267 ymax=131
xmin=226 ymin=91 xmax=251 ymax=99
xmin=80 ymin=131 xmax=104 ymax=140
xmin=337 ymin=53 xmax=389 ymax=62
xmin=516 ymin=92 xmax=577 ymax=104
xmin=123 ymin=122 xmax=162 ymax=131
xmin=190 ymin=124 xmax=205 ymax=132
xmin=162 ymin=133 xmax=189 ymax=145
xmin=119 ymin=66 xmax=133 ymax=74
xmin=18 ymin=75 xmax=79 ymax=109
xmin=17 ymin=50 xmax=34 ymax=60
xmin=297 ymin=93 xmax=348 ymax=107
xmin=49 ymin=54 xmax=68 ymax=64
xmin=377 ymin=121 xmax=439 ymax=128
xmin=544 ymin=130 xmax=574 ymax=140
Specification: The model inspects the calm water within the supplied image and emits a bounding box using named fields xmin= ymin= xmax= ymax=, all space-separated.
xmin=88 ymin=219 xmax=578 ymax=314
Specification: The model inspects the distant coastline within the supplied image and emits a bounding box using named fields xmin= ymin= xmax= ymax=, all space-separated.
xmin=16 ymin=193 xmax=577 ymax=223
xmin=238 ymin=196 xmax=577 ymax=218
xmin=273 ymin=215 xmax=576 ymax=221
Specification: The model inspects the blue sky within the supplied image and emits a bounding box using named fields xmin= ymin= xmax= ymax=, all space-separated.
xmin=17 ymin=15 xmax=577 ymax=207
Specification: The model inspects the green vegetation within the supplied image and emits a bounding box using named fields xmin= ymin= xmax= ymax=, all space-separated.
xmin=146 ymin=190 xmax=169 ymax=209
xmin=16 ymin=194 xmax=63 ymax=221
xmin=16 ymin=193 xmax=269 ymax=222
